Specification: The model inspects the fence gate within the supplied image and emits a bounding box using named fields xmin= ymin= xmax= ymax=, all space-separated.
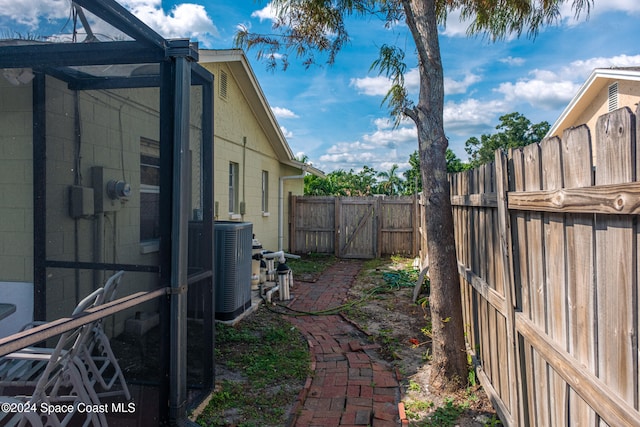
xmin=337 ymin=198 xmax=377 ymax=258
xmin=290 ymin=195 xmax=418 ymax=258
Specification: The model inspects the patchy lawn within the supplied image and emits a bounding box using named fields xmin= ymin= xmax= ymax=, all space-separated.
xmin=195 ymin=307 xmax=310 ymax=426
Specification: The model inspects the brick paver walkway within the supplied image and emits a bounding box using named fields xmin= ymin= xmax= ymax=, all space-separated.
xmin=286 ymin=260 xmax=400 ymax=427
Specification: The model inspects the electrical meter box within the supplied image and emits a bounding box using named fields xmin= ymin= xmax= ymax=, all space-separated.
xmin=92 ymin=166 xmax=130 ymax=213
xmin=68 ymin=185 xmax=94 ymax=218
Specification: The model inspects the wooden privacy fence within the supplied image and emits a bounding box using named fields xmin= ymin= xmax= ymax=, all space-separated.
xmin=289 ymin=195 xmax=419 ymax=258
xmin=451 ymin=107 xmax=640 ymax=426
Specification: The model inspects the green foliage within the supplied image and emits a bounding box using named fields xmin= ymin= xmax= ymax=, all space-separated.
xmin=467 ymin=353 xmax=477 ymax=387
xmin=377 ymin=164 xmax=404 ymax=195
xmin=408 ymin=379 xmax=422 ymax=392
xmin=464 ymin=112 xmax=550 ymax=168
xmin=404 ymin=399 xmax=434 ymax=419
xmin=445 ymin=149 xmax=469 ymax=173
xmin=484 ymin=414 xmax=504 ymax=426
xmin=371 ymin=44 xmax=412 ymax=123
xmin=304 ymin=166 xmax=378 ymax=195
xmin=423 ymin=398 xmax=468 ymax=427
xmin=302 ymin=148 xmax=469 ymax=196
xmin=403 ymin=150 xmax=422 ymax=194
xmin=459 ymin=0 xmax=593 ymax=41
xmin=286 ymin=253 xmax=336 ymax=275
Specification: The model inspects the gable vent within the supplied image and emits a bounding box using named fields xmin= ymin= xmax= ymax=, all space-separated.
xmin=219 ymin=70 xmax=228 ymax=99
xmin=608 ymin=82 xmax=618 ymax=112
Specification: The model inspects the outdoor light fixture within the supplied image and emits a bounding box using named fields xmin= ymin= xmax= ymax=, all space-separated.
xmin=2 ymin=68 xmax=35 ymax=86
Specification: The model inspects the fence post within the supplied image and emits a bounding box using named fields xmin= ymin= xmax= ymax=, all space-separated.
xmin=290 ymin=196 xmax=297 ymax=253
xmin=334 ymin=196 xmax=341 ymax=257
xmin=494 ymin=149 xmax=519 ymax=426
xmin=376 ymin=196 xmax=382 ymax=259
xmin=412 ymin=193 xmax=419 ymax=257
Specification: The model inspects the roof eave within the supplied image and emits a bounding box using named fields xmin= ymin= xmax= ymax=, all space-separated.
xmin=199 ymin=49 xmax=296 ymax=163
xmin=547 ymin=67 xmax=640 ymax=137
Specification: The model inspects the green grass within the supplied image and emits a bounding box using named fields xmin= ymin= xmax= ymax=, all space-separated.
xmin=285 ymin=253 xmax=336 ymax=276
xmin=196 ymin=308 xmax=310 ymax=427
xmin=423 ymin=399 xmax=468 ymax=426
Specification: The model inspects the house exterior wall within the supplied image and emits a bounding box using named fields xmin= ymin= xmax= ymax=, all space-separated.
xmin=43 ymin=78 xmax=169 ymax=324
xmin=0 ymin=76 xmax=204 ymax=332
xmin=0 ymin=78 xmax=33 ymax=283
xmin=202 ymin=62 xmax=304 ymax=251
xmin=0 ymin=58 xmax=303 ymax=331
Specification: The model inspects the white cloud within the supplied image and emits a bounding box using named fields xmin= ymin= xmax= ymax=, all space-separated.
xmin=319 ymin=144 xmax=378 ymax=167
xmin=373 ymin=118 xmax=394 ymax=129
xmin=350 ymin=75 xmax=390 ymax=96
xmin=562 ymin=0 xmax=640 ymax=23
xmin=405 ymin=68 xmax=420 ymax=93
xmin=492 ymin=54 xmax=640 ymax=111
xmin=325 ymin=140 xmax=377 ymax=154
xmin=251 ymin=3 xmax=278 ymax=22
xmin=280 ymin=126 xmax=294 ymax=138
xmin=0 ymin=0 xmax=218 ymax=41
xmin=496 ymin=79 xmax=579 ymax=111
xmin=362 ymin=121 xmax=417 ymax=148
xmin=561 ymin=54 xmax=640 ymax=79
xmin=440 ymin=8 xmax=469 ymax=38
xmin=499 ymin=56 xmax=525 ymax=66
xmin=119 ymin=0 xmax=218 ymax=39
xmin=443 ymin=98 xmax=506 ymax=133
xmin=272 ymin=107 xmax=299 ymax=119
xmin=315 ymin=118 xmax=419 ymax=173
xmin=445 ymin=73 xmax=481 ymax=95
xmin=352 ymin=68 xmax=476 ymax=97
xmin=0 ymin=0 xmax=68 ymax=28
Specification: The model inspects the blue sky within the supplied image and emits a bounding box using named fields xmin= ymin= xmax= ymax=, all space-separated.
xmin=2 ymin=1 xmax=640 ymax=175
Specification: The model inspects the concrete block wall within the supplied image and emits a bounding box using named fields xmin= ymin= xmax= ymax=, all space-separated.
xmin=206 ymin=63 xmax=304 ymax=251
xmin=0 ymin=78 xmax=33 ymax=283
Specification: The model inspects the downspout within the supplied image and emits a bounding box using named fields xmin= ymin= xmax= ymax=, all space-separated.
xmin=278 ymin=166 xmax=307 ymax=252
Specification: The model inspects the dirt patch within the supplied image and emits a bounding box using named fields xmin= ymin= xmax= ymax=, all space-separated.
xmin=341 ymin=258 xmax=500 ymax=426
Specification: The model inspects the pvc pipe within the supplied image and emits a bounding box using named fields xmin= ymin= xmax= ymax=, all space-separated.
xmin=265 ymin=285 xmax=279 ymax=303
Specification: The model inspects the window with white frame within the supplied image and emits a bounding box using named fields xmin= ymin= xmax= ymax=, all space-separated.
xmin=262 ymin=170 xmax=269 ymax=213
xmin=140 ymin=137 xmax=160 ymax=242
xmin=229 ymin=162 xmax=239 ymax=214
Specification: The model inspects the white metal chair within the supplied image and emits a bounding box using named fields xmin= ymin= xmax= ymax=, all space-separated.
xmin=0 ymin=396 xmax=44 ymax=426
xmin=79 ymin=271 xmax=131 ymax=400
xmin=0 ymin=288 xmax=107 ymax=426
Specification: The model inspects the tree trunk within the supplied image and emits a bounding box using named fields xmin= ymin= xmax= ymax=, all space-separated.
xmin=403 ymin=0 xmax=468 ymax=389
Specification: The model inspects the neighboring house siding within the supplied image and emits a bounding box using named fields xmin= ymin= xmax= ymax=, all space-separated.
xmin=549 ymin=72 xmax=640 ymax=168
xmin=572 ymin=79 xmax=640 ymax=137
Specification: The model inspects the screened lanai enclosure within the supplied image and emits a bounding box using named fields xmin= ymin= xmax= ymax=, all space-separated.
xmin=0 ymin=1 xmax=214 ymax=425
